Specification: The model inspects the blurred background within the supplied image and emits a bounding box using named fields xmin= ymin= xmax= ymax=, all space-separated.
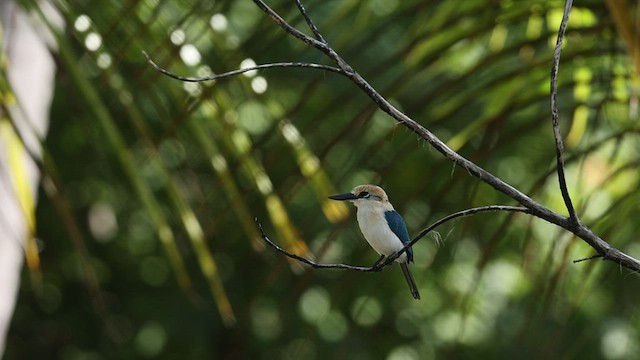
xmin=2 ymin=0 xmax=640 ymax=358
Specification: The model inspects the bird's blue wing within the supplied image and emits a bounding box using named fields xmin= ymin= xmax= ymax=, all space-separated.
xmin=384 ymin=210 xmax=413 ymax=262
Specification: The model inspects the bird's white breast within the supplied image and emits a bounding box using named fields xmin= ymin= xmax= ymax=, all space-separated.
xmin=356 ymin=205 xmax=408 ymax=263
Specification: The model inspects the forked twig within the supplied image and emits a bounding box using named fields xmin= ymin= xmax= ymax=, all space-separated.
xmin=294 ymin=0 xmax=325 ymax=42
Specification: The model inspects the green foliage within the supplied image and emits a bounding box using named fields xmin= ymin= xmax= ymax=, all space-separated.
xmin=5 ymin=0 xmax=640 ymax=359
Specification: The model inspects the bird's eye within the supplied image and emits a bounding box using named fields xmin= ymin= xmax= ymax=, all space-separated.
xmin=358 ymin=191 xmax=370 ymax=198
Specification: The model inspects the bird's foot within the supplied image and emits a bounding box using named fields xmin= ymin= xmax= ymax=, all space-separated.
xmin=371 ymin=255 xmax=385 ymax=271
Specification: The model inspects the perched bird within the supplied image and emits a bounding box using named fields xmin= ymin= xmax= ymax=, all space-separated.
xmin=329 ymin=185 xmax=420 ymax=300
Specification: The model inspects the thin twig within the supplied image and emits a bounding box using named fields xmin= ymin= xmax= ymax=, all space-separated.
xmin=256 ymin=205 xmax=530 ymax=271
xmin=550 ymin=0 xmax=579 ymax=224
xmin=143 ymin=51 xmax=344 ymax=82
xmin=383 ymin=206 xmax=531 ymax=265
xmin=294 ymin=0 xmax=326 ymax=43
xmin=256 ymin=218 xmax=375 ymax=272
xmin=251 ymin=0 xmax=352 ymax=71
xmin=573 ymin=254 xmax=603 ymax=263
xmin=251 ymin=0 xmax=328 ymax=51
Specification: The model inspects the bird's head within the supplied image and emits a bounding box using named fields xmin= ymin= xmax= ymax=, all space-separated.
xmin=328 ymin=184 xmax=390 ymax=208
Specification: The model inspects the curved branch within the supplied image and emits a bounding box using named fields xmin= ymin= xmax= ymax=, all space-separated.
xmin=550 ymin=0 xmax=579 ymax=224
xmin=383 ymin=206 xmax=530 ymax=265
xmin=143 ymin=51 xmax=344 ymax=82
xmin=143 ymin=1 xmax=640 ymax=273
xmin=257 ymin=206 xmax=530 ymax=271
xmin=246 ymin=0 xmax=640 ymax=273
xmin=251 ymin=1 xmax=561 ymax=222
xmin=256 ymin=217 xmax=375 ymax=272
xmin=294 ymin=0 xmax=326 ymax=43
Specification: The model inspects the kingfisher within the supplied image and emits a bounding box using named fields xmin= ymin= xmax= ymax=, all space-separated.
xmin=329 ymin=185 xmax=420 ymax=300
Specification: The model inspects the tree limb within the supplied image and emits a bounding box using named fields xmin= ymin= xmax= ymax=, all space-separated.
xmin=256 ymin=217 xmax=375 ymax=272
xmin=550 ymin=0 xmax=579 ymax=224
xmin=257 ymin=206 xmax=530 ymax=271
xmin=143 ymin=51 xmax=344 ymax=82
xmin=384 ymin=206 xmax=531 ymax=265
xmin=145 ymin=0 xmax=640 ymax=273
xmin=252 ymin=0 xmax=640 ymax=272
xmin=293 ymin=0 xmax=325 ymax=43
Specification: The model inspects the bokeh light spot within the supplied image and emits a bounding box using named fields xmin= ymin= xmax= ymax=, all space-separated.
xmin=180 ymin=44 xmax=201 ymax=66
xmin=96 ymin=53 xmax=112 ymax=69
xmin=251 ymin=76 xmax=268 ymax=94
xmin=84 ymin=32 xmax=102 ymax=51
xmin=350 ymin=296 xmax=383 ymax=327
xmin=601 ymin=321 xmax=638 ymax=359
xmin=240 ymin=58 xmax=258 ymax=77
xmin=170 ymin=29 xmax=185 ymax=45
xmin=88 ymin=202 xmax=118 ymax=242
xmin=387 ymin=345 xmax=420 ymax=360
xmin=135 ymin=322 xmax=167 ymax=358
xmin=299 ymin=287 xmax=330 ymax=323
xmin=74 ymin=14 xmax=91 ymax=32
xmin=210 ymin=14 xmax=228 ymax=32
xmin=251 ymin=298 xmax=282 ymax=341
xmin=317 ymin=310 xmax=348 ymax=342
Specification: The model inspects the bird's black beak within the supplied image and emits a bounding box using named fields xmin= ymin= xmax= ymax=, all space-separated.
xmin=328 ymin=192 xmax=358 ymax=201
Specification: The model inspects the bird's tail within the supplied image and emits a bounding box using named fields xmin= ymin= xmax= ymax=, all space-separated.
xmin=399 ymin=263 xmax=420 ymax=300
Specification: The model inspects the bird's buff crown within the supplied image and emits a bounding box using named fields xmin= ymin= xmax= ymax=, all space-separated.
xmin=350 ymin=184 xmax=388 ymax=202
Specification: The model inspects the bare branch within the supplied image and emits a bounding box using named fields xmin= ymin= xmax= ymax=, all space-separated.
xmin=144 ymin=1 xmax=640 ymax=273
xmin=257 ymin=206 xmax=531 ymax=271
xmin=550 ymin=0 xmax=579 ymax=224
xmin=246 ymin=0 xmax=640 ymax=273
xmin=248 ymin=4 xmax=564 ymax=222
xmin=143 ymin=51 xmax=344 ymax=82
xmin=294 ymin=0 xmax=326 ymax=43
xmin=251 ymin=0 xmax=352 ymax=71
xmin=573 ymin=254 xmax=603 ymax=263
xmin=251 ymin=0 xmax=327 ymax=52
xmin=256 ymin=218 xmax=376 ymax=272
xmin=243 ymin=1 xmax=640 ymax=272
xmin=383 ymin=206 xmax=530 ymax=265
